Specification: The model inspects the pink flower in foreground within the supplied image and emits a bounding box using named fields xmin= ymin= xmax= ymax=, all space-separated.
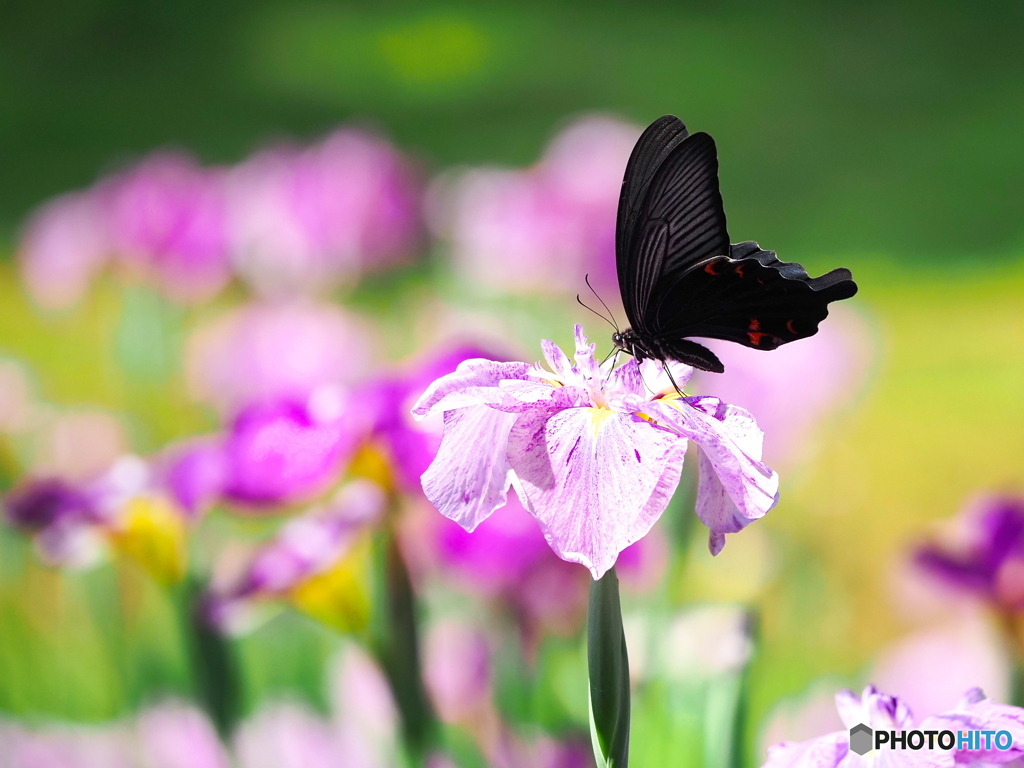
xmin=763 ymin=685 xmax=1024 ymax=767
xmin=104 ymin=152 xmax=232 ymax=303
xmin=412 ymin=325 xmax=779 ymax=579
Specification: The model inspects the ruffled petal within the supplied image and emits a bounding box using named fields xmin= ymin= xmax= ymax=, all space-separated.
xmin=507 ymin=406 xmax=686 ymax=579
xmin=645 ymin=397 xmax=779 ymax=554
xmin=421 ymin=405 xmax=519 ymax=531
xmin=921 ymin=690 xmax=1024 ymax=764
xmin=411 ymin=359 xmax=533 ymax=418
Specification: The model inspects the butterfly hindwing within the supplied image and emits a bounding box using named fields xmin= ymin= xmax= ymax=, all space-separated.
xmin=651 ymin=242 xmax=857 ymax=351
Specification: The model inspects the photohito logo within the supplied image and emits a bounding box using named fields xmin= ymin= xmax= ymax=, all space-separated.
xmin=848 ymin=724 xmax=1014 ymax=755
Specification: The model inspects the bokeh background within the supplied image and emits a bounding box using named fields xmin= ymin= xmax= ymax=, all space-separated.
xmin=1 ymin=1 xmax=1023 ymax=766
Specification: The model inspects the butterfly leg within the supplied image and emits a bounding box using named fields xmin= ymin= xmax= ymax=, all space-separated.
xmin=662 ymin=362 xmax=686 ymax=397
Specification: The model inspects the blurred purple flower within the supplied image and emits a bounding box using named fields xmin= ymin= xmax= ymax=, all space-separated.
xmin=17 ymin=191 xmax=111 ymax=310
xmin=104 ymin=152 xmax=232 ymax=303
xmin=228 ymin=129 xmax=422 ymax=295
xmin=220 ymin=397 xmax=360 ymax=509
xmin=136 ymin=701 xmax=231 ymax=768
xmin=206 ymin=480 xmax=384 ymax=633
xmin=763 ymin=685 xmax=1024 ymax=767
xmin=430 ymin=114 xmax=639 ymax=296
xmin=698 ymin=306 xmax=871 ymax=466
xmin=4 ymin=478 xmax=106 ymax=568
xmin=157 ymin=437 xmax=230 ymax=518
xmin=185 ymin=300 xmax=372 ymax=416
xmin=4 ymin=456 xmax=194 ymax=582
xmin=915 ymin=495 xmax=1024 ymax=610
xmin=413 ymin=325 xmax=779 ymax=579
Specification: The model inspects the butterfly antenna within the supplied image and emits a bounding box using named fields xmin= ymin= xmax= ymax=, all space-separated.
xmin=585 ymin=274 xmax=620 ymax=333
xmin=576 ymin=294 xmax=618 ymax=332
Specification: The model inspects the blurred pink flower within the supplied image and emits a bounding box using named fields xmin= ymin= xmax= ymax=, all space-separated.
xmin=0 ymin=719 xmax=136 ymax=768
xmin=228 ymin=129 xmax=422 ymax=295
xmin=424 ymin=495 xmax=589 ymax=639
xmin=329 ymin=643 xmax=399 ymax=768
xmin=185 ymin=300 xmax=371 ymax=416
xmin=206 ymin=480 xmax=384 ymax=633
xmin=17 ymin=191 xmax=111 ymax=310
xmin=234 ymin=702 xmax=344 ymax=768
xmin=872 ymin=618 xmax=1010 ymax=722
xmin=697 ymin=306 xmax=872 ymax=467
xmin=430 ymin=114 xmax=640 ymax=296
xmin=104 ymin=152 xmax=232 ymax=303
xmin=136 ymin=701 xmax=231 ymax=768
xmin=424 ymin=619 xmax=493 ymax=725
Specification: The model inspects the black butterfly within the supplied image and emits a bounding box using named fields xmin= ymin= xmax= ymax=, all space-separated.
xmin=611 ymin=115 xmax=857 ymax=374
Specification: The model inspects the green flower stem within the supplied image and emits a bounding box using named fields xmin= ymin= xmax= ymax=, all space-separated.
xmin=588 ymin=567 xmax=631 ymax=768
xmin=372 ymin=529 xmax=437 ymax=764
xmin=176 ymin=577 xmax=241 ymax=738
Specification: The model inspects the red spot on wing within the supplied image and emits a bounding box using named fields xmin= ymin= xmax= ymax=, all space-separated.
xmin=786 ymin=319 xmax=799 ymax=334
xmin=747 ymin=331 xmax=769 ymax=346
xmin=735 ymin=265 xmax=745 ymax=277
xmin=704 ymin=261 xmax=720 ymax=275
xmin=748 ymin=318 xmax=761 ymax=331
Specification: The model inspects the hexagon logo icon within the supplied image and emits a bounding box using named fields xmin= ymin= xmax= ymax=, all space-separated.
xmin=849 ymin=723 xmax=873 ymax=756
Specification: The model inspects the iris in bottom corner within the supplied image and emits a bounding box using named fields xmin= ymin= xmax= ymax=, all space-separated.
xmin=411 ymin=324 xmax=780 ymax=579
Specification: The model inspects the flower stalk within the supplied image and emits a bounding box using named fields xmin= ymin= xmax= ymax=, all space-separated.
xmin=372 ymin=528 xmax=438 ymax=763
xmin=588 ymin=567 xmax=630 ymax=768
xmin=176 ymin=576 xmax=241 ymax=738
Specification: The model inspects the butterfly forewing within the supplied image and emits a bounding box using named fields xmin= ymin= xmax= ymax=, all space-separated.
xmin=619 ymin=129 xmax=730 ymax=331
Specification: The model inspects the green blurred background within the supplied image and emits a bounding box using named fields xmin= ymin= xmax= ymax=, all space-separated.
xmin=1 ymin=0 xmax=1023 ymax=764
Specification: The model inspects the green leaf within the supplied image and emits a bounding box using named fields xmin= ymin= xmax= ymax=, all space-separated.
xmin=588 ymin=567 xmax=630 ymax=768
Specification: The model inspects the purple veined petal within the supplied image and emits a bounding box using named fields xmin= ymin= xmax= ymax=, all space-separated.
xmin=507 ymin=405 xmax=687 ymax=579
xmin=420 ymin=405 xmax=520 ymax=531
xmin=541 ymin=338 xmax=575 ymax=380
xmin=571 ymin=324 xmax=602 ymax=382
xmin=921 ymin=690 xmax=1024 ymax=763
xmin=608 ymin=357 xmax=644 ymax=398
xmin=645 ymin=398 xmax=779 ymax=554
xmin=411 ymin=359 xmax=534 ymax=418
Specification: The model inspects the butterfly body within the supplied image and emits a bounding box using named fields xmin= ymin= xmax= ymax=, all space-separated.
xmin=613 ymin=116 xmax=857 ymax=374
